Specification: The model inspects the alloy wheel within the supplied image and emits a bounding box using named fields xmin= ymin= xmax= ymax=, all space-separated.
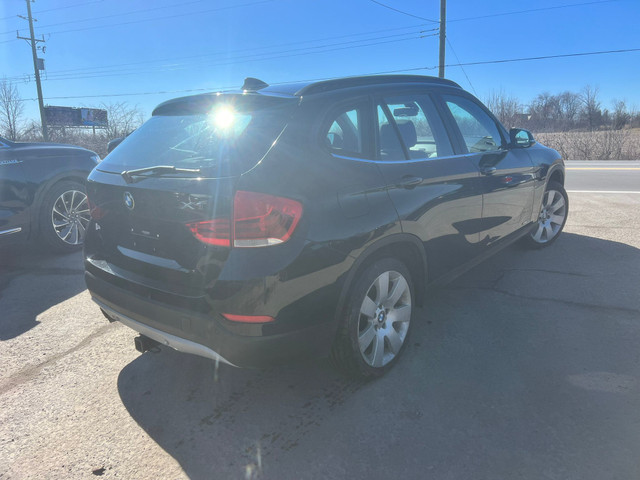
xmin=357 ymin=270 xmax=412 ymax=368
xmin=531 ymin=188 xmax=567 ymax=244
xmin=51 ymin=189 xmax=90 ymax=245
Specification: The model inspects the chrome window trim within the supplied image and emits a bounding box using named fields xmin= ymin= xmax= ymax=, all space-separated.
xmin=330 ymin=152 xmax=477 ymax=165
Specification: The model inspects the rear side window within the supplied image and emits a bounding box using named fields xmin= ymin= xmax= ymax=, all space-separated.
xmin=323 ymin=106 xmax=364 ymax=157
xmin=98 ymin=97 xmax=295 ymax=176
xmin=377 ymin=94 xmax=453 ymax=161
xmin=443 ymin=95 xmax=504 ymax=153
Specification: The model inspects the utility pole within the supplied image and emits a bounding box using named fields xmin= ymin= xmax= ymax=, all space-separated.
xmin=17 ymin=0 xmax=48 ymax=141
xmin=438 ymin=0 xmax=446 ymax=79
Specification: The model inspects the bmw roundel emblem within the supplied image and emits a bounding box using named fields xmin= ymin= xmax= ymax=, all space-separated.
xmin=123 ymin=191 xmax=135 ymax=210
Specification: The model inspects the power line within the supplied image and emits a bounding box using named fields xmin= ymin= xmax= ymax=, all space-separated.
xmin=6 ymin=24 xmax=435 ymax=80
xmin=37 ymin=34 xmax=437 ymax=83
xmin=1 ymin=0 xmax=211 ymax=35
xmin=8 ymin=30 xmax=437 ymax=83
xmin=0 ymin=0 xmax=274 ymax=41
xmin=448 ymin=0 xmax=620 ymax=23
xmin=16 ymin=47 xmax=640 ymax=103
xmin=446 ymin=37 xmax=476 ymax=95
xmin=366 ymin=0 xmax=438 ymax=23
xmin=444 ymin=47 xmax=640 ymax=68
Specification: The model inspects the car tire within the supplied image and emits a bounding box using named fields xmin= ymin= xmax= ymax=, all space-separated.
xmin=522 ymin=180 xmax=569 ymax=249
xmin=40 ymin=180 xmax=91 ymax=252
xmin=331 ymin=258 xmax=414 ymax=378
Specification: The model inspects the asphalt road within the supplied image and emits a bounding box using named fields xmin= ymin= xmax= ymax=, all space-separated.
xmin=565 ymin=160 xmax=640 ymax=192
xmin=1 ymin=169 xmax=639 ymax=479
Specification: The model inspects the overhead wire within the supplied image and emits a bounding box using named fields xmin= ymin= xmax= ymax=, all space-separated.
xmin=0 ymin=0 xmax=274 ymax=40
xmin=5 ymin=24 xmax=436 ymax=80
xmin=366 ymin=0 xmax=438 ymax=23
xmin=15 ymin=47 xmax=640 ymax=103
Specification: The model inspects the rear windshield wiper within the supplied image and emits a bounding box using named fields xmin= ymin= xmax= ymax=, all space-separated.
xmin=121 ymin=165 xmax=202 ymax=183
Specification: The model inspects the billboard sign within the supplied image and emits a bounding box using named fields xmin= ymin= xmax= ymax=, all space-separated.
xmin=44 ymin=106 xmax=108 ymax=128
xmin=80 ymin=108 xmax=108 ymax=127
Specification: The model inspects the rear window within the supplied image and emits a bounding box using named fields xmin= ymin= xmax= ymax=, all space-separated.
xmin=98 ymin=95 xmax=295 ymax=176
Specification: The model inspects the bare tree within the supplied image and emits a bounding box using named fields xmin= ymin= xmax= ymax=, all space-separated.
xmin=580 ymin=85 xmax=602 ymax=130
xmin=611 ymin=99 xmax=630 ymax=130
xmin=100 ymin=102 xmax=144 ymax=141
xmin=484 ymin=89 xmax=521 ymax=128
xmin=0 ymin=79 xmax=25 ymax=140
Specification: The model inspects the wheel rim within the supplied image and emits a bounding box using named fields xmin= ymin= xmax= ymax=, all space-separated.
xmin=531 ymin=188 xmax=567 ymax=244
xmin=358 ymin=270 xmax=412 ymax=368
xmin=51 ymin=189 xmax=90 ymax=245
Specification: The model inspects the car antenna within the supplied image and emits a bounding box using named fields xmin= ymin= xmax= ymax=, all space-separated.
xmin=242 ymin=77 xmax=269 ymax=92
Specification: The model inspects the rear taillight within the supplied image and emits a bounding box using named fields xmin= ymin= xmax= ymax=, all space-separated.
xmin=186 ymin=191 xmax=303 ymax=248
xmin=186 ymin=218 xmax=231 ymax=247
xmin=233 ymin=191 xmax=303 ymax=247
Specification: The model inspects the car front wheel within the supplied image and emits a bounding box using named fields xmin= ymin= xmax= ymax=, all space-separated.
xmin=331 ymin=258 xmax=414 ymax=378
xmin=524 ymin=180 xmax=569 ymax=248
xmin=40 ymin=180 xmax=91 ymax=252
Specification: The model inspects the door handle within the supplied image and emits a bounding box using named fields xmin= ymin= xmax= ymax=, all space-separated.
xmin=481 ymin=166 xmax=496 ymax=176
xmin=396 ymin=176 xmax=423 ymax=189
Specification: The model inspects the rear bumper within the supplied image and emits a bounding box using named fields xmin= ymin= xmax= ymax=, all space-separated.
xmin=85 ymin=270 xmax=335 ymax=368
xmin=95 ymin=298 xmax=237 ymax=366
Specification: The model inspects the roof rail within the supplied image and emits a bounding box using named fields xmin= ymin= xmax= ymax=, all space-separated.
xmin=295 ymin=75 xmax=461 ymax=96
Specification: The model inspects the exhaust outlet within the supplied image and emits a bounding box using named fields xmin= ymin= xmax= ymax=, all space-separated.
xmin=134 ymin=335 xmax=160 ymax=353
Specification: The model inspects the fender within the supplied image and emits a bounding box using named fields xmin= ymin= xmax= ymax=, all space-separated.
xmin=332 ymin=232 xmax=428 ymax=332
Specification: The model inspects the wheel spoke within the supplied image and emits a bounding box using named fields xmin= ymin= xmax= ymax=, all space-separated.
xmin=549 ymin=214 xmax=564 ymax=226
xmin=70 ymin=191 xmax=77 ymax=211
xmin=385 ymin=328 xmax=403 ymax=354
xmin=550 ymin=196 xmax=565 ymax=213
xmin=545 ymin=190 xmax=556 ymax=207
xmin=61 ymin=196 xmax=71 ymax=214
xmin=53 ymin=219 xmax=70 ymax=228
xmin=74 ymin=194 xmax=87 ymax=211
xmin=544 ymin=223 xmax=554 ymax=240
xmin=71 ymin=223 xmax=79 ymax=244
xmin=371 ymin=334 xmax=385 ymax=367
xmin=532 ymin=223 xmax=544 ymax=242
xmin=358 ymin=324 xmax=376 ymax=352
xmin=384 ymin=276 xmax=408 ymax=309
xmin=374 ymin=271 xmax=390 ymax=303
xmin=76 ymin=221 xmax=86 ymax=239
xmin=53 ymin=206 xmax=69 ymax=219
xmin=60 ymin=224 xmax=73 ymax=240
xmin=389 ymin=304 xmax=411 ymax=324
xmin=360 ymin=295 xmax=377 ymax=319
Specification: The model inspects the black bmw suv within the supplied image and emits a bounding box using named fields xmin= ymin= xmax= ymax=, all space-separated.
xmin=84 ymin=75 xmax=567 ymax=378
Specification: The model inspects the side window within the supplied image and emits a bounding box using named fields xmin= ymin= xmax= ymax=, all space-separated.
xmin=443 ymin=95 xmax=504 ymax=153
xmin=323 ymin=107 xmax=363 ymax=156
xmin=377 ymin=105 xmax=406 ymax=161
xmin=383 ymin=96 xmax=448 ymax=159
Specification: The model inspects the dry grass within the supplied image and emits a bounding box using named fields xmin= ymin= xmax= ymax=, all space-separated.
xmin=535 ymin=129 xmax=640 ymax=160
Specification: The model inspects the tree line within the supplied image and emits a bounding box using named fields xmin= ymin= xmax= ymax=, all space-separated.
xmin=484 ymin=85 xmax=639 ymax=132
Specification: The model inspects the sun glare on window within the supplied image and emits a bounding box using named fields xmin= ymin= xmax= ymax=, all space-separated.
xmin=210 ymin=105 xmax=236 ymax=130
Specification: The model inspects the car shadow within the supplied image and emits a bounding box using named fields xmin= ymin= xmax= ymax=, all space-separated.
xmin=117 ymin=232 xmax=640 ymax=479
xmin=0 ymin=243 xmax=86 ymax=340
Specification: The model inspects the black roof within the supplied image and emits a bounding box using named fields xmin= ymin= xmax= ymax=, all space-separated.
xmin=256 ymin=75 xmax=461 ymax=97
xmin=153 ymin=75 xmax=462 ymax=114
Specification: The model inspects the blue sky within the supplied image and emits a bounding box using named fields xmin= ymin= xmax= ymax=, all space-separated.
xmin=1 ymin=0 xmax=639 ymax=122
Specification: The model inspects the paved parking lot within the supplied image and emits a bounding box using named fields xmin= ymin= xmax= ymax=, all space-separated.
xmin=1 ymin=191 xmax=639 ymax=479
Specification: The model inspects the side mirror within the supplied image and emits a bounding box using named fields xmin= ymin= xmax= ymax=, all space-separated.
xmin=509 ymin=128 xmax=535 ymax=148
